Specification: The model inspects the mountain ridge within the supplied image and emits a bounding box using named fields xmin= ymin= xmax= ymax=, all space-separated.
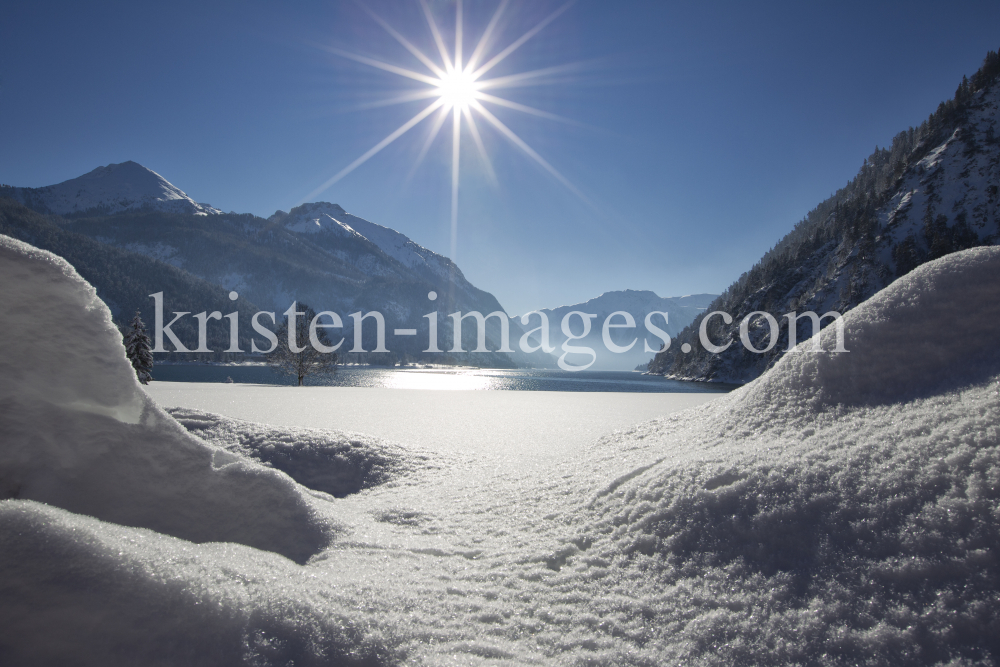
xmin=0 ymin=198 xmax=262 ymax=356
xmin=270 ymin=202 xmax=461 ymax=284
xmin=1 ymin=165 xmax=525 ymax=365
xmin=0 ymin=161 xmax=221 ymax=218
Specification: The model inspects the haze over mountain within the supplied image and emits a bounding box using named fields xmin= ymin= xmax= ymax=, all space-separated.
xmin=650 ymin=49 xmax=1000 ymax=383
xmin=519 ymin=290 xmax=716 ymax=371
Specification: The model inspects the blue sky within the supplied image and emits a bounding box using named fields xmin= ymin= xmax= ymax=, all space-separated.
xmin=2 ymin=1 xmax=998 ymax=314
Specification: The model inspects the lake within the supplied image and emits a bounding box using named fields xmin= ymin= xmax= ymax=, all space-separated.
xmin=151 ymin=364 xmax=737 ymax=393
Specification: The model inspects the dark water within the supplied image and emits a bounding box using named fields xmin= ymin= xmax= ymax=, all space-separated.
xmin=152 ymin=364 xmax=737 ymax=393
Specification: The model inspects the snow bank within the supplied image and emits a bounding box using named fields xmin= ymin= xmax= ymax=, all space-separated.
xmin=2 ymin=243 xmax=998 ymax=665
xmin=0 ymin=235 xmax=330 ymax=563
xmin=167 ymin=407 xmax=423 ymax=497
xmin=746 ymin=245 xmax=1000 ymax=410
xmin=578 ymin=247 xmax=1000 ymax=664
xmin=0 ymin=501 xmax=395 ymax=667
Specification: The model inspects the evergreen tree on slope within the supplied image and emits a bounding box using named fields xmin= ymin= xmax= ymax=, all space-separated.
xmin=124 ymin=310 xmax=154 ymax=385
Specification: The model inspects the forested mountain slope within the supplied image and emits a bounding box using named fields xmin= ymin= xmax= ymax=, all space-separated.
xmin=59 ymin=207 xmax=515 ymax=365
xmin=650 ymin=49 xmax=1000 ymax=383
xmin=0 ymin=199 xmax=261 ymax=355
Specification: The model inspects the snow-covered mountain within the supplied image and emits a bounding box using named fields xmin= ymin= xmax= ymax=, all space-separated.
xmin=520 ymin=290 xmax=716 ymax=370
xmin=0 ymin=161 xmax=221 ymax=218
xmin=0 ymin=169 xmax=726 ymax=369
xmin=1 ymin=165 xmax=517 ymax=364
xmin=270 ymin=203 xmax=454 ymax=282
xmin=650 ymin=50 xmax=1000 ymax=383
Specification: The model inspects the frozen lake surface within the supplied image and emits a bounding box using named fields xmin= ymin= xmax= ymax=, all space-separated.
xmin=152 ymin=364 xmax=738 ymax=393
xmin=145 ymin=382 xmax=724 ymax=463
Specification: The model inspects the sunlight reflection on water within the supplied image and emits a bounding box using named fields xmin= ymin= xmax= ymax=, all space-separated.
xmin=384 ymin=369 xmax=496 ymax=391
xmin=152 ymin=365 xmax=737 ymax=393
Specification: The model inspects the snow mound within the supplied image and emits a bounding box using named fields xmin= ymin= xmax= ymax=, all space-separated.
xmin=0 ymin=234 xmax=330 ymax=563
xmin=748 ymin=245 xmax=1000 ymax=409
xmin=167 ymin=407 xmax=426 ymax=497
xmin=0 ymin=501 xmax=396 ymax=667
xmin=2 ymin=244 xmax=999 ymax=665
xmin=579 ymin=247 xmax=1000 ymax=664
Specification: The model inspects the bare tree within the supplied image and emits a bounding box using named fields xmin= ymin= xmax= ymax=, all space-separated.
xmin=266 ymin=303 xmax=338 ymax=386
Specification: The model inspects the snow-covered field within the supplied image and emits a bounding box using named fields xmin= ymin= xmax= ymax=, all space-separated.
xmin=2 ymin=234 xmax=1000 ymax=666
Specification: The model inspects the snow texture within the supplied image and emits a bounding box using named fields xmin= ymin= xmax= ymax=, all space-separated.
xmin=1 ymin=243 xmax=999 ymax=665
xmin=0 ymin=234 xmax=330 ymax=564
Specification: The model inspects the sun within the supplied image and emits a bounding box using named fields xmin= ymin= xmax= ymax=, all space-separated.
xmin=436 ymin=69 xmax=480 ymax=110
xmin=306 ymin=0 xmax=588 ymax=262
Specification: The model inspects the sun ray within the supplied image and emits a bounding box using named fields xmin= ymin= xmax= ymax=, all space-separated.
xmin=475 ymin=62 xmax=585 ymax=90
xmin=354 ymin=2 xmax=447 ymax=78
xmin=454 ymin=0 xmax=463 ymax=72
xmin=407 ymin=104 xmax=451 ymax=182
xmin=305 ymin=98 xmax=444 ymax=202
xmin=471 ymin=99 xmax=592 ymax=207
xmin=475 ymin=91 xmax=581 ymax=126
xmin=462 ymin=105 xmax=498 ymax=185
xmin=465 ymin=0 xmax=509 ymax=74
xmin=313 ymin=1 xmax=592 ymax=238
xmin=348 ymin=89 xmax=442 ymax=112
xmin=420 ymin=0 xmax=453 ymax=72
xmin=472 ymin=0 xmax=576 ymax=79
xmin=450 ymin=106 xmax=461 ymax=261
xmin=322 ymin=46 xmax=440 ymax=85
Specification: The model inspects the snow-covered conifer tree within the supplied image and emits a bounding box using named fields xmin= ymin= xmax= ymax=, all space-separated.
xmin=124 ymin=310 xmax=154 ymax=384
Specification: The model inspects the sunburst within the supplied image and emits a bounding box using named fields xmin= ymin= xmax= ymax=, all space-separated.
xmin=306 ymin=0 xmax=587 ymax=262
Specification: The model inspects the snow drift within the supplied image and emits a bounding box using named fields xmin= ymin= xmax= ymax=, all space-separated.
xmin=0 ymin=501 xmax=395 ymax=667
xmin=167 ymin=407 xmax=424 ymax=497
xmin=0 ymin=234 xmax=330 ymax=563
xmin=579 ymin=247 xmax=1000 ymax=664
xmin=1 ymin=243 xmax=998 ymax=665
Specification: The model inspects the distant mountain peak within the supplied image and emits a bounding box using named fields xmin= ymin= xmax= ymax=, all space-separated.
xmin=271 ymin=202 xmax=459 ymax=282
xmin=514 ymin=289 xmax=719 ymax=371
xmin=271 ymin=201 xmax=347 ymax=219
xmin=0 ymin=161 xmax=221 ymax=217
xmin=269 ymin=202 xmax=358 ymax=236
xmin=540 ymin=289 xmax=716 ymax=314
